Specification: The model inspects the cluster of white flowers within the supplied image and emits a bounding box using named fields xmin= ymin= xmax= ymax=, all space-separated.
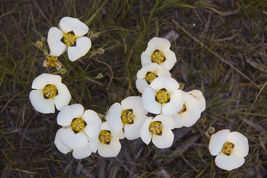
xmin=29 ymin=17 xmax=249 ymax=171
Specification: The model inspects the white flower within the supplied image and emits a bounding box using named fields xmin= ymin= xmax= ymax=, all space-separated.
xmin=136 ymin=63 xmax=171 ymax=93
xmin=54 ymin=104 xmax=102 ymax=159
xmin=106 ymin=96 xmax=148 ymax=140
xmin=188 ymin=89 xmax=206 ymax=112
xmin=140 ymin=115 xmax=176 ymax=149
xmin=209 ymin=129 xmax=249 ymax=171
xmin=142 ymin=76 xmax=183 ymax=116
xmin=29 ymin=73 xmax=71 ymax=114
xmin=89 ymin=122 xmax=123 ymax=158
xmin=141 ymin=37 xmax=177 ymax=71
xmin=173 ymin=90 xmax=204 ymax=128
xmin=47 ymin=16 xmax=91 ymax=62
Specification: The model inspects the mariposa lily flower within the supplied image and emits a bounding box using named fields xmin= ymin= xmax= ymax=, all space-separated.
xmin=106 ymin=96 xmax=147 ymax=140
xmin=88 ymin=122 xmax=123 ymax=158
xmin=47 ymin=16 xmax=91 ymax=62
xmin=141 ymin=37 xmax=177 ymax=71
xmin=173 ymin=90 xmax=205 ymax=128
xmin=29 ymin=73 xmax=71 ymax=114
xmin=140 ymin=115 xmax=176 ymax=149
xmin=136 ymin=63 xmax=171 ymax=93
xmin=209 ymin=129 xmax=249 ymax=171
xmin=188 ymin=89 xmax=206 ymax=112
xmin=142 ymin=76 xmax=183 ymax=116
xmin=43 ymin=54 xmax=63 ymax=70
xmin=54 ymin=104 xmax=102 ymax=159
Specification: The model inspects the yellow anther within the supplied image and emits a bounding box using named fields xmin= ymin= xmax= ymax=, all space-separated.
xmin=43 ymin=55 xmax=62 ymax=69
xmin=99 ymin=130 xmax=112 ymax=144
xmin=63 ymin=32 xmax=77 ymax=47
xmin=222 ymin=142 xmax=234 ymax=155
xmin=149 ymin=121 xmax=162 ymax=135
xmin=71 ymin=118 xmax=86 ymax=133
xmin=151 ymin=50 xmax=165 ymax=64
xmin=178 ymin=104 xmax=187 ymax=114
xmin=145 ymin=72 xmax=158 ymax=84
xmin=43 ymin=84 xmax=58 ymax=99
xmin=121 ymin=109 xmax=135 ymax=124
xmin=155 ymin=89 xmax=170 ymax=104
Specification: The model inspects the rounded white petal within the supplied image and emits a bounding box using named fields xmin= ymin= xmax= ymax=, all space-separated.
xmin=136 ymin=78 xmax=149 ymax=93
xmin=124 ymin=121 xmax=143 ymax=140
xmin=31 ymin=73 xmax=62 ymax=90
xmin=161 ymin=49 xmax=177 ymax=70
xmin=144 ymin=37 xmax=171 ymax=55
xmin=152 ymin=126 xmax=174 ymax=149
xmin=60 ymin=128 xmax=88 ymax=149
xmin=59 ymin=16 xmax=89 ymax=36
xmin=82 ymin=109 xmax=102 ymax=138
xmin=29 ymin=90 xmax=55 ymax=114
xmin=106 ymin=103 xmax=123 ymax=135
xmin=54 ymin=128 xmax=72 ymax=154
xmin=53 ymin=83 xmax=71 ymax=111
xmin=140 ymin=117 xmax=152 ymax=145
xmin=209 ymin=129 xmax=230 ymax=156
xmin=121 ymin=96 xmax=147 ymax=118
xmin=72 ymin=144 xmax=92 ymax=159
xmin=154 ymin=115 xmax=177 ymax=130
xmin=227 ymin=132 xmax=249 ymax=157
xmin=137 ymin=63 xmax=171 ymax=79
xmin=162 ymin=90 xmax=183 ymax=116
xmin=67 ymin=36 xmax=91 ymax=61
xmin=142 ymin=87 xmax=161 ymax=114
xmin=150 ymin=77 xmax=179 ymax=92
xmin=47 ymin=27 xmax=66 ymax=56
xmin=141 ymin=52 xmax=152 ymax=66
xmin=215 ymin=152 xmax=245 ymax=171
xmin=188 ymin=90 xmax=206 ymax=112
xmin=57 ymin=104 xmax=84 ymax=127
xmin=97 ymin=136 xmax=121 ymax=158
xmin=88 ymin=138 xmax=99 ymax=153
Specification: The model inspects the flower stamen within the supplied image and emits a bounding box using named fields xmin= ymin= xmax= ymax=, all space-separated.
xmin=151 ymin=50 xmax=165 ymax=64
xmin=62 ymin=31 xmax=77 ymax=47
xmin=43 ymin=84 xmax=58 ymax=99
xmin=99 ymin=130 xmax=112 ymax=144
xmin=178 ymin=104 xmax=187 ymax=114
xmin=71 ymin=118 xmax=86 ymax=133
xmin=43 ymin=55 xmax=62 ymax=70
xmin=149 ymin=121 xmax=162 ymax=135
xmin=222 ymin=142 xmax=234 ymax=156
xmin=145 ymin=72 xmax=158 ymax=84
xmin=121 ymin=109 xmax=135 ymax=124
xmin=155 ymin=89 xmax=170 ymax=104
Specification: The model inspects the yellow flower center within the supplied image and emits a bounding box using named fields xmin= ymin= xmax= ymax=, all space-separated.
xmin=63 ymin=31 xmax=77 ymax=47
xmin=151 ymin=50 xmax=165 ymax=64
xmin=222 ymin=142 xmax=234 ymax=156
xmin=71 ymin=118 xmax=86 ymax=133
xmin=99 ymin=130 xmax=112 ymax=144
xmin=43 ymin=84 xmax=58 ymax=99
xmin=155 ymin=89 xmax=170 ymax=104
xmin=178 ymin=104 xmax=187 ymax=114
xmin=149 ymin=121 xmax=162 ymax=135
xmin=121 ymin=109 xmax=135 ymax=124
xmin=44 ymin=55 xmax=61 ymax=68
xmin=145 ymin=72 xmax=158 ymax=84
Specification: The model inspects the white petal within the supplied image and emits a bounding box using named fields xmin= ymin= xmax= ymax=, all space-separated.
xmin=60 ymin=128 xmax=88 ymax=149
xmin=54 ymin=128 xmax=72 ymax=154
xmin=227 ymin=132 xmax=249 ymax=157
xmin=106 ymin=103 xmax=123 ymax=135
xmin=142 ymin=87 xmax=161 ymax=114
xmin=67 ymin=37 xmax=91 ymax=61
xmin=161 ymin=49 xmax=177 ymax=70
xmin=144 ymin=37 xmax=171 ymax=55
xmin=136 ymin=78 xmax=149 ymax=93
xmin=140 ymin=117 xmax=152 ymax=145
xmin=57 ymin=104 xmax=84 ymax=127
xmin=162 ymin=90 xmax=183 ymax=116
xmin=47 ymin=27 xmax=66 ymax=57
xmin=82 ymin=109 xmax=102 ymax=138
xmin=215 ymin=152 xmax=245 ymax=171
xmin=59 ymin=16 xmax=89 ymax=36
xmin=124 ymin=121 xmax=143 ymax=140
xmin=152 ymin=126 xmax=174 ymax=149
xmin=141 ymin=52 xmax=152 ymax=66
xmin=188 ymin=90 xmax=206 ymax=112
xmin=154 ymin=115 xmax=177 ymax=130
xmin=53 ymin=83 xmax=71 ymax=111
xmin=121 ymin=96 xmax=148 ymax=119
xmin=136 ymin=63 xmax=171 ymax=79
xmin=150 ymin=77 xmax=179 ymax=92
xmin=97 ymin=136 xmax=121 ymax=158
xmin=72 ymin=144 xmax=92 ymax=159
xmin=31 ymin=73 xmax=61 ymax=90
xmin=209 ymin=129 xmax=230 ymax=156
xmin=29 ymin=90 xmax=55 ymax=114
xmin=88 ymin=137 xmax=100 ymax=153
